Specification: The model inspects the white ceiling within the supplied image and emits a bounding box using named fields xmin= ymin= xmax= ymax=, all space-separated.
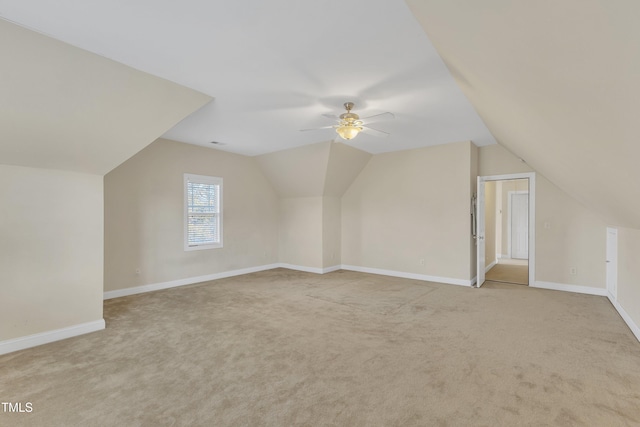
xmin=0 ymin=0 xmax=496 ymax=156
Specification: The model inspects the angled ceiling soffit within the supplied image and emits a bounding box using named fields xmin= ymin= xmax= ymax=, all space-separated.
xmin=406 ymin=0 xmax=640 ymax=228
xmin=0 ymin=19 xmax=211 ymax=175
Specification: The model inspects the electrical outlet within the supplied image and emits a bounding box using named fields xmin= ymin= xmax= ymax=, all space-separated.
xmin=135 ymin=268 xmax=141 ymax=275
xmin=570 ymin=267 xmax=577 ymax=275
xmin=419 ymin=259 xmax=425 ymax=265
xmin=544 ymin=222 xmax=551 ymax=229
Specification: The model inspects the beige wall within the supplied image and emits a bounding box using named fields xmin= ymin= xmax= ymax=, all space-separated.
xmin=257 ymin=142 xmax=370 ymax=270
xmin=0 ymin=165 xmax=103 ymax=341
xmin=479 ymin=145 xmax=606 ymax=288
xmin=98 ymin=139 xmax=607 ymax=294
xmin=617 ymin=227 xmax=640 ymax=334
xmin=278 ymin=196 xmax=342 ymax=270
xmin=279 ymin=197 xmax=323 ymax=269
xmin=479 ymin=145 xmax=532 ymax=176
xmin=322 ymin=196 xmax=341 ymax=268
xmin=342 ymin=141 xmax=474 ymax=281
xmin=535 ymin=176 xmax=606 ymax=287
xmin=104 ymin=139 xmax=279 ymax=291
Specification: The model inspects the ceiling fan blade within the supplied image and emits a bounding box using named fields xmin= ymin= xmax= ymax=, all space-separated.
xmin=300 ymin=125 xmax=336 ymax=132
xmin=360 ymin=112 xmax=395 ymax=124
xmin=361 ymin=126 xmax=390 ymax=137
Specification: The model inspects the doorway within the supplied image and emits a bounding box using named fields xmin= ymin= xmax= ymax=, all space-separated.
xmin=476 ymin=173 xmax=535 ymax=288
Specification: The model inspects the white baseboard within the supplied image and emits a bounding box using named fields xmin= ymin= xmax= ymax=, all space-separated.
xmin=531 ymin=281 xmax=608 ymax=296
xmin=104 ymin=263 xmax=615 ymax=306
xmin=607 ymin=294 xmax=640 ymax=343
xmin=322 ymin=265 xmax=342 ymax=274
xmin=104 ymin=263 xmax=341 ymax=300
xmin=104 ymin=263 xmax=281 ymax=300
xmin=340 ymin=264 xmax=472 ymax=286
xmin=485 ymin=260 xmax=497 ymax=273
xmin=272 ymin=264 xmax=342 ymax=274
xmin=0 ymin=319 xmax=105 ymax=356
xmin=278 ymin=263 xmax=324 ymax=274
xmin=104 ymin=262 xmax=473 ymax=302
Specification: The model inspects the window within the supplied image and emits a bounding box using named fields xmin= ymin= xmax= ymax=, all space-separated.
xmin=184 ymin=174 xmax=223 ymax=251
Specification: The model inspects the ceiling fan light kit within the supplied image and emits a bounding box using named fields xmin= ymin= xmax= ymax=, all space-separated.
xmin=335 ymin=102 xmax=364 ymax=140
xmin=336 ymin=124 xmax=363 ymax=140
xmin=302 ymin=101 xmax=394 ymax=142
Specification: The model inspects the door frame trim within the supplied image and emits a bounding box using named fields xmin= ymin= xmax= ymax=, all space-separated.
xmin=478 ymin=172 xmax=535 ymax=287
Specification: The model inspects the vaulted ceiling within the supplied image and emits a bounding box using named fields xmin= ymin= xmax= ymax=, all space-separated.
xmin=0 ymin=0 xmax=495 ymax=157
xmin=407 ymin=0 xmax=640 ymax=229
xmin=2 ymin=1 xmax=639 ymax=230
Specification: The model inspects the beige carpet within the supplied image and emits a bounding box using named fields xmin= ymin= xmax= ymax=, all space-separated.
xmin=1 ymin=268 xmax=640 ymax=426
xmin=486 ymin=263 xmax=529 ymax=285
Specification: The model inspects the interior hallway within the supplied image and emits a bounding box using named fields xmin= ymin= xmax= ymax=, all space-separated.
xmin=486 ymin=259 xmax=529 ymax=285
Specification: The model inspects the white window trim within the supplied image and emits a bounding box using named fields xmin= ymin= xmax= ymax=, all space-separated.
xmin=184 ymin=173 xmax=223 ymax=251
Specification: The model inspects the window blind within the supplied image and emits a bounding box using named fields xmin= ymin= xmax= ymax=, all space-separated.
xmin=186 ymin=180 xmax=220 ymax=246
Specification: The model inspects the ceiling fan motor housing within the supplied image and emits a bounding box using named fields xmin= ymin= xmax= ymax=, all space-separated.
xmin=340 ymin=102 xmax=360 ymax=122
xmin=336 ymin=102 xmax=364 ymax=140
xmin=339 ymin=112 xmax=360 ymax=121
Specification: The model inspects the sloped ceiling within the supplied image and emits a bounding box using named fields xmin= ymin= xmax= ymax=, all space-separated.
xmin=256 ymin=142 xmax=371 ymax=198
xmin=324 ymin=144 xmax=373 ymax=198
xmin=406 ymin=0 xmax=640 ymax=229
xmin=0 ymin=19 xmax=211 ymax=175
xmin=256 ymin=143 xmax=332 ymax=198
xmin=0 ymin=1 xmax=495 ymax=156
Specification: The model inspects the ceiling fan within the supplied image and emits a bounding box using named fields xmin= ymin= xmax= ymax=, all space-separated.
xmin=301 ymin=102 xmax=394 ymax=141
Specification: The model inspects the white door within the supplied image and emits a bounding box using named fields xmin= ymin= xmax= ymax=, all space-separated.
xmin=510 ymin=193 xmax=529 ymax=259
xmin=476 ymin=178 xmax=486 ymax=287
xmin=606 ymin=227 xmax=618 ymax=299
